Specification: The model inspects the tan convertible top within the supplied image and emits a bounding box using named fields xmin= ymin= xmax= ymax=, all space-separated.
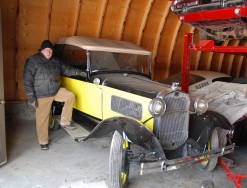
xmin=57 ymin=36 xmax=151 ymax=56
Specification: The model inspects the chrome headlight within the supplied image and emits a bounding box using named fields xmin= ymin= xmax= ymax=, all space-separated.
xmin=194 ymin=97 xmax=208 ymax=114
xmin=93 ymin=78 xmax=100 ymax=85
xmin=148 ymin=98 xmax=166 ymax=117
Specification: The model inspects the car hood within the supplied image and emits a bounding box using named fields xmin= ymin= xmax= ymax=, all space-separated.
xmin=190 ymin=81 xmax=247 ymax=125
xmin=92 ymin=73 xmax=171 ymax=99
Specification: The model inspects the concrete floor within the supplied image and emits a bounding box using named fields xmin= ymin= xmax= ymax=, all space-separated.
xmin=1 ymin=102 xmax=247 ymax=188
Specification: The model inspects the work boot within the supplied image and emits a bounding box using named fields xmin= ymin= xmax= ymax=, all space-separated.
xmin=60 ymin=124 xmax=76 ymax=130
xmin=40 ymin=144 xmax=49 ymax=150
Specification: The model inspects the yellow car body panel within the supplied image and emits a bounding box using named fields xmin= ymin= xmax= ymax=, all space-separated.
xmin=102 ymin=85 xmax=154 ymax=131
xmin=61 ymin=76 xmax=154 ymax=131
xmin=61 ymin=76 xmax=103 ymax=119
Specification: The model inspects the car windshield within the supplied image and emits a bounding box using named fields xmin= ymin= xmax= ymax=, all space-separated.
xmin=161 ymin=73 xmax=205 ymax=86
xmin=90 ymin=51 xmax=150 ymax=75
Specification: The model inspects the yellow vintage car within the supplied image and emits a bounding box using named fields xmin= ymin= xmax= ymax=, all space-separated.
xmin=52 ymin=36 xmax=234 ymax=188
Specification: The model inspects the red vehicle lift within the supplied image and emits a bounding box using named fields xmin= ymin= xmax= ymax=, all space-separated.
xmin=171 ymin=1 xmax=247 ymax=42
xmin=181 ymin=32 xmax=247 ymax=92
xmin=219 ymin=157 xmax=247 ymax=188
xmin=182 ymin=32 xmax=247 ymax=188
xmin=176 ymin=5 xmax=247 ymax=23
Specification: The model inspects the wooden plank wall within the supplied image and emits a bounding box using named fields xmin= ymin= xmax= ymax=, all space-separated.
xmin=140 ymin=0 xmax=170 ymax=78
xmin=76 ymin=0 xmax=107 ymax=37
xmin=16 ymin=0 xmax=52 ymax=100
xmin=0 ymin=0 xmax=17 ymax=100
xmin=122 ymin=0 xmax=152 ymax=44
xmin=0 ymin=0 xmax=246 ymax=101
xmin=49 ymin=0 xmax=81 ymax=42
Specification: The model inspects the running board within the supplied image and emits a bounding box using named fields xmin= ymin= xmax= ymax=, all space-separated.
xmin=53 ymin=115 xmax=90 ymax=141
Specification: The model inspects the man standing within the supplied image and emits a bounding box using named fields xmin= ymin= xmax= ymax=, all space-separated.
xmin=23 ymin=40 xmax=85 ymax=150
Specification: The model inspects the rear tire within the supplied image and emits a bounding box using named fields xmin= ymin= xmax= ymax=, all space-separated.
xmin=109 ymin=131 xmax=130 ymax=188
xmin=48 ymin=111 xmax=55 ymax=129
xmin=200 ymin=128 xmax=219 ymax=171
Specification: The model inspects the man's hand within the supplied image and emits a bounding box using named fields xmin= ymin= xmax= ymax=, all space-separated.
xmin=77 ymin=71 xmax=86 ymax=77
xmin=27 ymin=98 xmax=38 ymax=108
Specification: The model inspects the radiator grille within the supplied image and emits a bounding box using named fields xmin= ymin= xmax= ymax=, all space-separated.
xmin=158 ymin=91 xmax=190 ymax=150
xmin=111 ymin=95 xmax=142 ymax=120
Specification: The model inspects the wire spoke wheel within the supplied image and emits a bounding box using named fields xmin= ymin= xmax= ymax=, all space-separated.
xmin=48 ymin=111 xmax=60 ymax=130
xmin=109 ymin=131 xmax=130 ymax=188
xmin=200 ymin=128 xmax=219 ymax=171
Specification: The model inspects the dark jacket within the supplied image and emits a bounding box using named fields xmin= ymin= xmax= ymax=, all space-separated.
xmin=23 ymin=52 xmax=82 ymax=99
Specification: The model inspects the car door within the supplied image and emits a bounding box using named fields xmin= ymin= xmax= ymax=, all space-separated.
xmin=61 ymin=77 xmax=103 ymax=119
xmin=58 ymin=44 xmax=103 ymax=119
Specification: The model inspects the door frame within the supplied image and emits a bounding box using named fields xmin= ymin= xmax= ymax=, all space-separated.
xmin=0 ymin=9 xmax=7 ymax=166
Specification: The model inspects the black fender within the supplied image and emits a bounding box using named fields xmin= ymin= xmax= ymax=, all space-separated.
xmin=189 ymin=110 xmax=231 ymax=147
xmin=81 ymin=116 xmax=165 ymax=159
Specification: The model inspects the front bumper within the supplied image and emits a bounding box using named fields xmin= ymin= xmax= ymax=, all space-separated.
xmin=140 ymin=144 xmax=235 ymax=175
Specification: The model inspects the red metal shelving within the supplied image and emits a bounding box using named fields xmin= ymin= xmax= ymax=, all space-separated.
xmin=182 ymin=32 xmax=247 ymax=92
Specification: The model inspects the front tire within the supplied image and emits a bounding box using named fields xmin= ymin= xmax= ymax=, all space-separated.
xmin=200 ymin=128 xmax=219 ymax=171
xmin=109 ymin=131 xmax=130 ymax=188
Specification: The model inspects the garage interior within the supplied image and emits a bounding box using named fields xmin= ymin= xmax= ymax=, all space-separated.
xmin=0 ymin=0 xmax=247 ymax=188
xmin=1 ymin=103 xmax=247 ymax=188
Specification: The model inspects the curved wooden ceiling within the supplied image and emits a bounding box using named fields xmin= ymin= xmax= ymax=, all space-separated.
xmin=0 ymin=0 xmax=246 ymax=100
